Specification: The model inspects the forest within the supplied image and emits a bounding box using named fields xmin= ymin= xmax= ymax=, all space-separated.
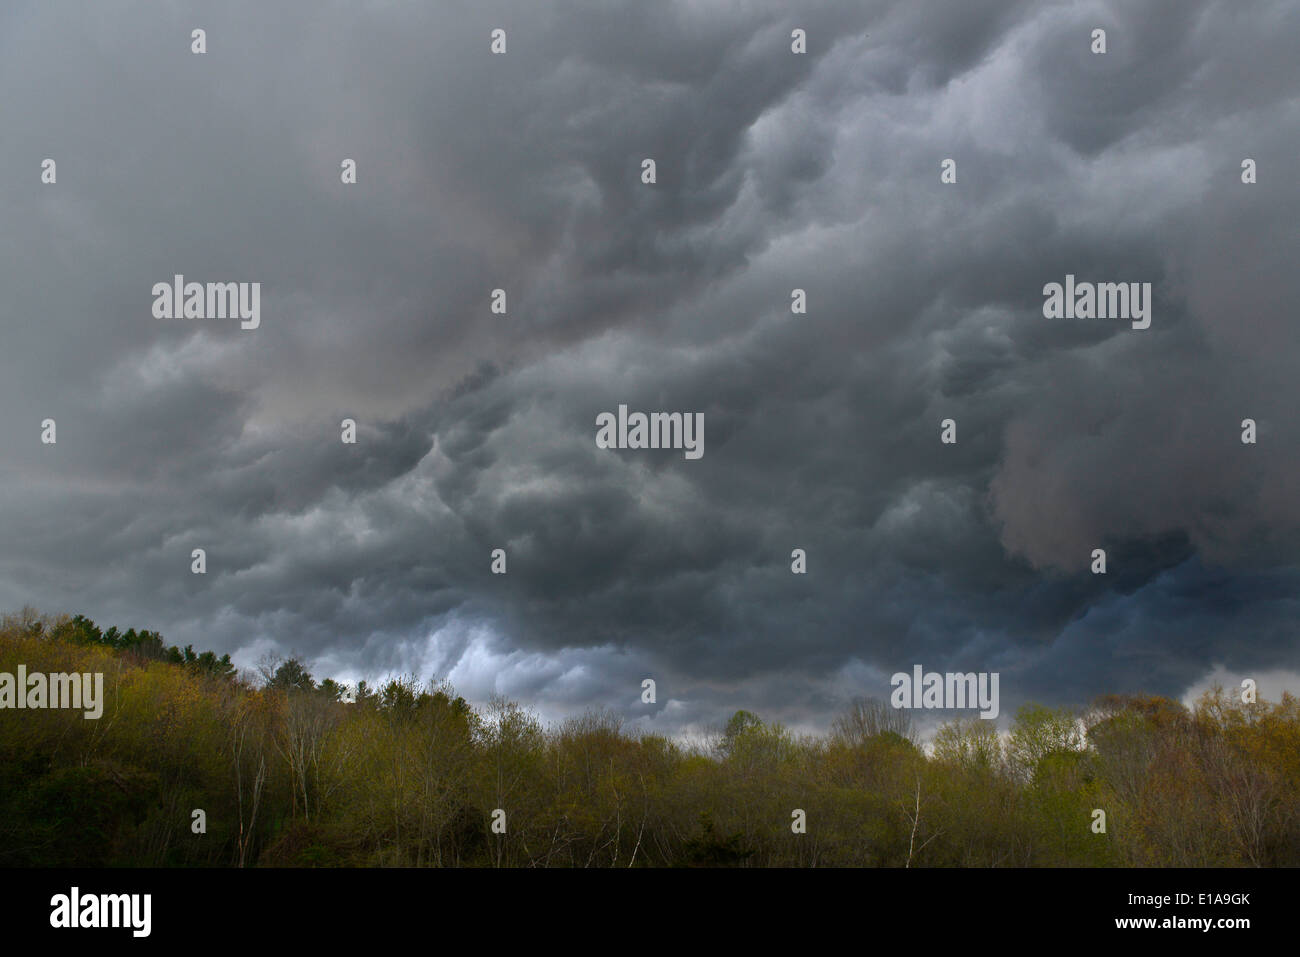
xmin=1 ymin=609 xmax=1296 ymax=868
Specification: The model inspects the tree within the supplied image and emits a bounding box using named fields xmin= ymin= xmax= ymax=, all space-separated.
xmin=1008 ymin=704 xmax=1085 ymax=784
xmin=680 ymin=812 xmax=754 ymax=867
xmin=353 ymin=680 xmax=376 ymax=706
xmin=832 ymin=697 xmax=918 ymax=748
xmin=719 ymin=710 xmax=762 ymax=758
xmin=267 ymin=658 xmax=316 ymax=693
xmin=933 ymin=717 xmax=1003 ymax=773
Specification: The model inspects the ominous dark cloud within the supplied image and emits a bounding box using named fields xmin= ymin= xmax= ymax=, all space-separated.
xmin=1 ymin=0 xmax=1297 ymax=735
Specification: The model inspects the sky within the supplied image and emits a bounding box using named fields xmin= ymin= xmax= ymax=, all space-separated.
xmin=1 ymin=0 xmax=1297 ymax=738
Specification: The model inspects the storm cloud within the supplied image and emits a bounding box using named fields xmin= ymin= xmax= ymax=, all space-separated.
xmin=1 ymin=0 xmax=1297 ymax=735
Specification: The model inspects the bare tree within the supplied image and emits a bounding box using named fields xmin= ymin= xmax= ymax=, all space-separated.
xmin=832 ymin=696 xmax=918 ymax=747
xmin=902 ymin=775 xmax=942 ymax=867
xmin=229 ymin=694 xmax=269 ymax=867
xmin=275 ymin=689 xmax=338 ymax=821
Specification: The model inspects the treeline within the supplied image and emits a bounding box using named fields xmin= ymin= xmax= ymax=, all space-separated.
xmin=1 ymin=609 xmax=1298 ymax=867
xmin=38 ymin=612 xmax=237 ymax=680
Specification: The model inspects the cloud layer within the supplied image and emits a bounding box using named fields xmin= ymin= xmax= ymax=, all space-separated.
xmin=2 ymin=0 xmax=1297 ymax=734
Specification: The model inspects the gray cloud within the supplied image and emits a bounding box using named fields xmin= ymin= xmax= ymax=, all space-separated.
xmin=1 ymin=0 xmax=1297 ymax=735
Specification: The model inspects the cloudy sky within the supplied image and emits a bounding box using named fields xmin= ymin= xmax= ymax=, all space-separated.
xmin=1 ymin=0 xmax=1297 ymax=736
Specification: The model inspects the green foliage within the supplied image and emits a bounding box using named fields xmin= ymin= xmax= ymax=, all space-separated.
xmin=3 ymin=609 xmax=1299 ymax=867
xmin=1008 ymin=703 xmax=1086 ymax=783
xmin=680 ymin=813 xmax=754 ymax=867
xmin=268 ymin=657 xmax=316 ymax=693
xmin=49 ymin=614 xmax=233 ymax=677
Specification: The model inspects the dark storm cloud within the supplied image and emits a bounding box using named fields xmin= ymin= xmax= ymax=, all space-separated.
xmin=1 ymin=0 xmax=1297 ymax=735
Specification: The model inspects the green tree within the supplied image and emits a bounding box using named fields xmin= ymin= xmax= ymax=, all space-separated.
xmin=268 ymin=658 xmax=316 ymax=693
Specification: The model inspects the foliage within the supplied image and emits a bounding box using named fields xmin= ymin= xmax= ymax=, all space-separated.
xmin=2 ymin=610 xmax=1297 ymax=867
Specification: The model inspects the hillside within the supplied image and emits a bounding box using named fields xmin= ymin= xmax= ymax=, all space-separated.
xmin=2 ymin=610 xmax=1297 ymax=867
